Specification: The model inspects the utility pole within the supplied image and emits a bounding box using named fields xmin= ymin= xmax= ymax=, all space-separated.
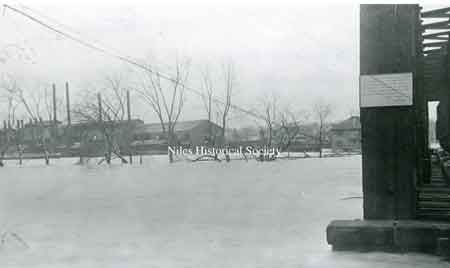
xmin=52 ymin=83 xmax=57 ymax=123
xmin=97 ymin=93 xmax=102 ymax=122
xmin=127 ymin=90 xmax=131 ymax=121
xmin=65 ymin=82 xmax=71 ymax=126
xmin=64 ymin=82 xmax=72 ymax=157
xmin=126 ymin=90 xmax=132 ymax=164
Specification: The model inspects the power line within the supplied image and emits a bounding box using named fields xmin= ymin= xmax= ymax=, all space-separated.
xmin=2 ymin=4 xmax=265 ymax=121
xmin=17 ymin=4 xmax=133 ymax=64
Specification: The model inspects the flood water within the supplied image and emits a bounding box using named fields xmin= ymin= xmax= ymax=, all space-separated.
xmin=0 ymin=155 xmax=446 ymax=267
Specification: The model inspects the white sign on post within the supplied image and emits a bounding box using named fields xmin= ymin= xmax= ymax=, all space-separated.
xmin=359 ymin=72 xmax=413 ymax=108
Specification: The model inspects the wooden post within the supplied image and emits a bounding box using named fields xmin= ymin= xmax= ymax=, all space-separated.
xmin=360 ymin=4 xmax=420 ymax=220
xmin=126 ymin=90 xmax=131 ymax=121
xmin=44 ymin=149 xmax=49 ymax=165
xmin=65 ymin=82 xmax=71 ymax=126
xmin=17 ymin=118 xmax=23 ymax=165
xmin=97 ymin=93 xmax=102 ymax=122
xmin=64 ymin=82 xmax=72 ymax=157
xmin=18 ymin=145 xmax=22 ymax=165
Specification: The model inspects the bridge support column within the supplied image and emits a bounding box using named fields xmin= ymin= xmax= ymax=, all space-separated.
xmin=326 ymin=4 xmax=433 ymax=254
xmin=359 ymin=4 xmax=420 ymax=220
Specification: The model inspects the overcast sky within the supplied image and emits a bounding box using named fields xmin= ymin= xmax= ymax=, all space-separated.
xmin=1 ymin=3 xmax=360 ymax=126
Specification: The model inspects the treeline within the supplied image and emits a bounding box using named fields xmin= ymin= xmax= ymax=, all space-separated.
xmin=0 ymin=59 xmax=341 ymax=164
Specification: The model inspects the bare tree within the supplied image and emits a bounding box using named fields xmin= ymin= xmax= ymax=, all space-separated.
xmin=200 ymin=66 xmax=216 ymax=144
xmin=313 ymin=99 xmax=332 ymax=158
xmin=18 ymin=80 xmax=63 ymax=164
xmin=0 ymin=73 xmax=66 ymax=165
xmin=72 ymin=74 xmax=130 ymax=164
xmin=136 ymin=58 xmax=190 ymax=162
xmin=276 ymin=108 xmax=309 ymax=157
xmin=196 ymin=61 xmax=236 ymax=161
xmin=0 ymin=74 xmax=21 ymax=165
xmin=0 ymin=76 xmax=55 ymax=164
xmin=216 ymin=60 xmax=235 ymax=145
xmin=258 ymin=92 xmax=278 ymax=148
xmin=0 ymin=73 xmax=20 ymax=124
xmin=14 ymin=81 xmax=52 ymax=123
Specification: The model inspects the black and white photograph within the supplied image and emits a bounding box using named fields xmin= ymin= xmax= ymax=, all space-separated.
xmin=1 ymin=0 xmax=450 ymax=267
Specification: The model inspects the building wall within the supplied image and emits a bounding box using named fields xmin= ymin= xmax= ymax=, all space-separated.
xmin=330 ymin=129 xmax=361 ymax=152
xmin=2 ymin=120 xmax=222 ymax=155
xmin=188 ymin=121 xmax=223 ymax=146
xmin=131 ymin=121 xmax=223 ymax=148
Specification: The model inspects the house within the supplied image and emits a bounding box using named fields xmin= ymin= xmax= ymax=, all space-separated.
xmin=67 ymin=119 xmax=144 ymax=143
xmin=21 ymin=120 xmax=63 ymax=145
xmin=329 ymin=116 xmax=361 ymax=152
xmin=0 ymin=127 xmax=17 ymax=152
xmin=227 ymin=123 xmax=324 ymax=151
xmin=65 ymin=119 xmax=144 ymax=156
xmin=132 ymin=120 xmax=223 ymax=150
xmin=1 ymin=118 xmax=223 ymax=156
xmin=273 ymin=122 xmax=326 ymax=151
xmin=226 ymin=126 xmax=262 ymax=145
xmin=15 ymin=118 xmax=145 ymax=155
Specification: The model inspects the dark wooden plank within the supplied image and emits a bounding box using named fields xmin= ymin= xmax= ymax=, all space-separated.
xmin=424 ymin=57 xmax=446 ymax=64
xmin=424 ymin=50 xmax=447 ymax=56
xmin=423 ymin=68 xmax=445 ymax=74
xmin=422 ymin=20 xmax=450 ymax=29
xmin=424 ymin=65 xmax=445 ymax=70
xmin=421 ymin=7 xmax=450 ymax=18
xmin=423 ymin=51 xmax=447 ymax=56
xmin=423 ymin=41 xmax=448 ymax=48
xmin=418 ymin=201 xmax=450 ymax=208
xmin=423 ymin=36 xmax=448 ymax=41
xmin=423 ymin=31 xmax=450 ymax=39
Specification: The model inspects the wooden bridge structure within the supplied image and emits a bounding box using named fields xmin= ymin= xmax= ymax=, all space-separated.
xmin=359 ymin=4 xmax=450 ymax=221
xmin=327 ymin=5 xmax=450 ymax=255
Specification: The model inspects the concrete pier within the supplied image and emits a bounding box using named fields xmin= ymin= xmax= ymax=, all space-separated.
xmin=327 ymin=220 xmax=450 ymax=255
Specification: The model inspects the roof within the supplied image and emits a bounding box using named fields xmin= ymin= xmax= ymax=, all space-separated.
xmin=331 ymin=116 xmax=361 ymax=131
xmin=24 ymin=120 xmax=62 ymax=127
xmin=69 ymin=119 xmax=144 ymax=128
xmin=134 ymin=120 xmax=219 ymax=134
